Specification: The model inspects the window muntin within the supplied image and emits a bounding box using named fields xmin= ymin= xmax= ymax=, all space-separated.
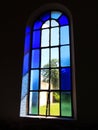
xmin=20 ymin=11 xmax=75 ymax=119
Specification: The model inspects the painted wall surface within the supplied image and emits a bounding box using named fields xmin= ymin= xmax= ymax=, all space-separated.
xmin=0 ymin=0 xmax=97 ymax=129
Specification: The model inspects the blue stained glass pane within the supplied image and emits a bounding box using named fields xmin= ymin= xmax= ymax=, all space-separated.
xmin=40 ymin=12 xmax=50 ymax=22
xmin=33 ymin=20 xmax=42 ymax=30
xmin=21 ymin=73 xmax=29 ymax=99
xmin=32 ymin=30 xmax=40 ymax=48
xmin=30 ymin=70 xmax=39 ymax=90
xmin=60 ymin=26 xmax=69 ymax=45
xmin=24 ymin=34 xmax=30 ymax=54
xmin=25 ymin=26 xmax=30 ymax=33
xmin=60 ymin=46 xmax=70 ymax=67
xmin=60 ymin=68 xmax=71 ymax=90
xmin=31 ymin=50 xmax=40 ymax=68
xmin=51 ymin=11 xmax=62 ymax=19
xmin=23 ymin=53 xmax=29 ymax=75
xmin=58 ymin=15 xmax=69 ymax=25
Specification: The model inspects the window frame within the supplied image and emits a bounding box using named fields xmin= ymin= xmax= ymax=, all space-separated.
xmin=20 ymin=3 xmax=77 ymax=120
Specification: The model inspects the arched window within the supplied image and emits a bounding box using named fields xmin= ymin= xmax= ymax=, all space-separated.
xmin=20 ymin=4 xmax=77 ymax=120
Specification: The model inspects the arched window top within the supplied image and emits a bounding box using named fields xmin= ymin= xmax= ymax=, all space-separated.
xmin=33 ymin=11 xmax=69 ymax=30
xmin=20 ymin=3 xmax=77 ymax=120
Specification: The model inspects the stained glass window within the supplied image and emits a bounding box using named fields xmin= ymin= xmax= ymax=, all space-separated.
xmin=20 ymin=10 xmax=76 ymax=120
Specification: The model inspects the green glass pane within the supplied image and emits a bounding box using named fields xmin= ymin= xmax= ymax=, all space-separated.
xmin=50 ymin=69 xmax=59 ymax=90
xmin=39 ymin=92 xmax=48 ymax=115
xmin=61 ymin=92 xmax=72 ymax=117
xmin=50 ymin=92 xmax=60 ymax=116
xmin=29 ymin=92 xmax=38 ymax=114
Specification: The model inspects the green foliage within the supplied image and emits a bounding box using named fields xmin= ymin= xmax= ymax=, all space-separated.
xmin=53 ymin=92 xmax=60 ymax=102
xmin=41 ymin=58 xmax=59 ymax=89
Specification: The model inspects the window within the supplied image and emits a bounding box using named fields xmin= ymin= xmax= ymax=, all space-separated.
xmin=20 ymin=4 xmax=76 ymax=120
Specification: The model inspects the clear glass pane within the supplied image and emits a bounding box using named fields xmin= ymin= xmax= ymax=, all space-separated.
xmin=29 ymin=92 xmax=38 ymax=114
xmin=21 ymin=73 xmax=29 ymax=99
xmin=33 ymin=20 xmax=42 ymax=30
xmin=24 ymin=33 xmax=30 ymax=54
xmin=51 ymin=20 xmax=59 ymax=27
xmin=58 ymin=15 xmax=69 ymax=25
xmin=40 ymin=69 xmax=49 ymax=90
xmin=51 ymin=27 xmax=59 ymax=46
xmin=50 ymin=92 xmax=60 ymax=116
xmin=41 ymin=48 xmax=49 ymax=68
xmin=60 ymin=26 xmax=69 ymax=45
xmin=23 ymin=53 xmax=29 ymax=75
xmin=39 ymin=91 xmax=48 ymax=115
xmin=50 ymin=69 xmax=59 ymax=90
xmin=42 ymin=20 xmax=50 ymax=28
xmin=60 ymin=68 xmax=71 ymax=90
xmin=51 ymin=11 xmax=62 ymax=19
xmin=31 ymin=50 xmax=40 ymax=68
xmin=30 ymin=70 xmax=39 ymax=90
xmin=60 ymin=45 xmax=70 ymax=67
xmin=61 ymin=92 xmax=72 ymax=117
xmin=32 ymin=30 xmax=40 ymax=48
xmin=41 ymin=29 xmax=49 ymax=47
xmin=51 ymin=48 xmax=59 ymax=67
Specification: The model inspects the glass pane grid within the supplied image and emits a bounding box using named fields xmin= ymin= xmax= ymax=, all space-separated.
xmin=21 ymin=11 xmax=73 ymax=119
